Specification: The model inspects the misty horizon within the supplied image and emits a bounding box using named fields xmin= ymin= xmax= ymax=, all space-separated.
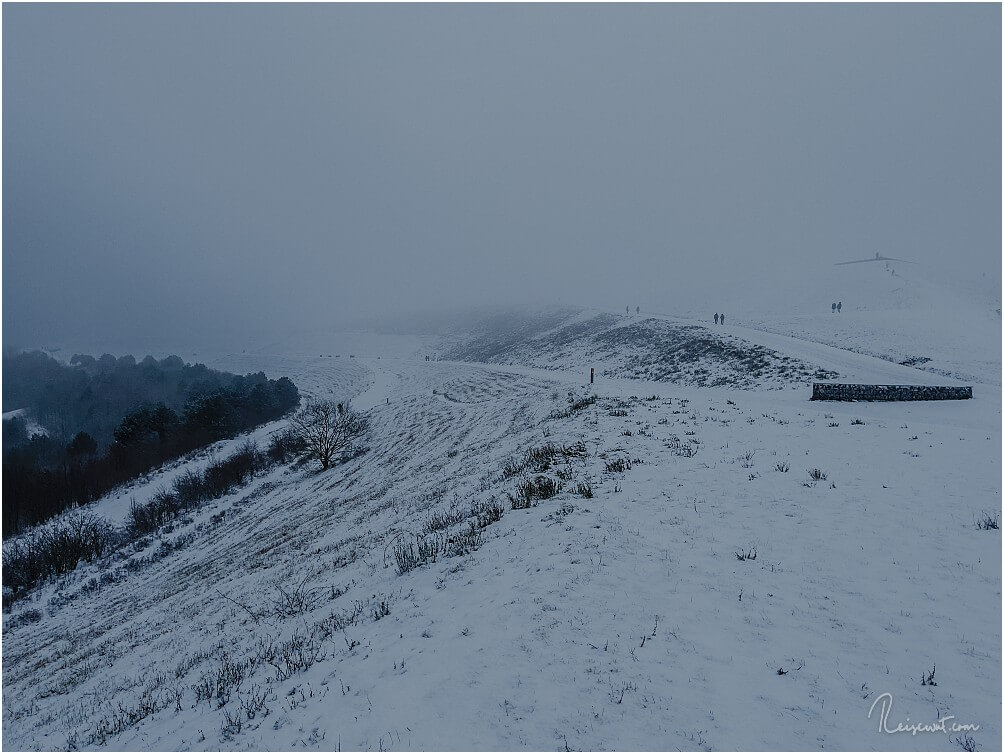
xmin=4 ymin=3 xmax=1001 ymax=350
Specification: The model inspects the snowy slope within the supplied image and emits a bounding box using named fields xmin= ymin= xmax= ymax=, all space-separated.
xmin=442 ymin=311 xmax=841 ymax=390
xmin=720 ymin=259 xmax=1001 ymax=386
xmin=2 ymin=310 xmax=1000 ymax=751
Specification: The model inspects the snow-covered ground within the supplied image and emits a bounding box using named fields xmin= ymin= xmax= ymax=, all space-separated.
xmin=709 ymin=259 xmax=1001 ymax=387
xmin=3 ymin=295 xmax=1000 ymax=751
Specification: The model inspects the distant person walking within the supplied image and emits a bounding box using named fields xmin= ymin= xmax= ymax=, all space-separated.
xmin=636 ymin=306 xmax=640 ymax=315
xmin=714 ymin=313 xmax=719 ymax=325
xmin=831 ymin=302 xmax=836 ymax=314
xmin=837 ymin=302 xmax=842 ymax=313
xmin=626 ymin=306 xmax=630 ymax=315
xmin=720 ymin=313 xmax=725 ymax=325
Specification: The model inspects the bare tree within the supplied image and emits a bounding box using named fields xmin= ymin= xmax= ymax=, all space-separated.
xmin=289 ymin=399 xmax=367 ymax=470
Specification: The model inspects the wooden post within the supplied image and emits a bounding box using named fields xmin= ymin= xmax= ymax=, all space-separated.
xmin=590 ymin=368 xmax=594 ymax=384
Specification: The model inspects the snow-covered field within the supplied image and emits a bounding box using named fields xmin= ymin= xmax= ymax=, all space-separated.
xmin=3 ymin=293 xmax=1000 ymax=751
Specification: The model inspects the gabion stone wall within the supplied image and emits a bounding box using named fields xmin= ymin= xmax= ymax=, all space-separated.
xmin=811 ymin=383 xmax=973 ymax=401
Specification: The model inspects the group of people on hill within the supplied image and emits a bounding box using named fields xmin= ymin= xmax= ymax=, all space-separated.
xmin=713 ymin=312 xmax=726 ymax=325
xmin=831 ymin=302 xmax=843 ymax=313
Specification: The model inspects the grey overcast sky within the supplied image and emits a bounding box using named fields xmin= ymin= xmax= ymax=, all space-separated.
xmin=3 ymin=3 xmax=1000 ymax=349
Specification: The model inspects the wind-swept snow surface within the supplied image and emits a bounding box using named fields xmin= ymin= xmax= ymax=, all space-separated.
xmin=3 ymin=320 xmax=999 ymax=751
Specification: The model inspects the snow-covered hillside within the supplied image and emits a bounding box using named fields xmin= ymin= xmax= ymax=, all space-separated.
xmin=718 ymin=259 xmax=1001 ymax=387
xmin=3 ymin=303 xmax=1000 ymax=751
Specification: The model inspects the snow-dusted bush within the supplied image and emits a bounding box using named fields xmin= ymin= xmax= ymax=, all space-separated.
xmin=272 ymin=577 xmax=321 ymax=618
xmin=394 ymin=536 xmax=442 ymax=574
xmin=128 ymin=490 xmax=183 ymax=535
xmin=2 ymin=512 xmax=119 ymax=596
xmin=127 ymin=441 xmax=267 ymax=537
xmin=469 ymin=498 xmax=505 ymax=528
xmin=203 ymin=440 xmax=268 ymax=497
xmin=446 ymin=523 xmax=485 ymax=557
xmin=4 ymin=607 xmax=43 ymax=630
xmin=509 ymin=475 xmax=562 ymax=509
xmin=423 ymin=507 xmax=466 ymax=534
xmin=266 ymin=426 xmax=307 ymax=463
xmin=976 ymin=511 xmax=1000 ymax=530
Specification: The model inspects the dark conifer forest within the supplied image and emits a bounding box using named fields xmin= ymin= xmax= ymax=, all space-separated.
xmin=2 ymin=351 xmax=299 ymax=535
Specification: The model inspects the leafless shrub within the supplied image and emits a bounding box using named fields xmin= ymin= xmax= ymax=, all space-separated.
xmin=509 ymin=485 xmax=534 ymax=509
xmin=501 ymin=458 xmax=527 ymax=479
xmin=609 ymin=681 xmax=637 ymax=704
xmin=5 ymin=607 xmax=43 ymax=631
xmin=976 ymin=512 xmax=1000 ymax=530
xmin=953 ymin=734 xmax=977 ymax=752
xmin=808 ymin=468 xmax=827 ymax=482
xmin=194 ymin=653 xmax=250 ymax=708
xmin=128 ymin=488 xmax=185 ymax=535
xmin=423 ymin=506 xmax=465 ymax=533
xmin=84 ymin=688 xmax=173 ymax=746
xmin=469 ymin=498 xmax=504 ymax=529
xmin=174 ymin=648 xmax=216 ymax=680
xmin=560 ymin=441 xmax=588 ymax=458
xmin=508 ymin=475 xmax=563 ymax=509
xmin=394 ymin=535 xmax=442 ymax=574
xmin=921 ymin=665 xmax=937 ymax=686
xmin=446 ymin=523 xmax=485 ymax=557
xmin=262 ymin=626 xmax=327 ymax=682
xmin=526 ymin=444 xmax=559 ymax=473
xmin=310 ymin=599 xmax=367 ymax=638
xmin=2 ymin=512 xmax=119 ymax=598
xmin=273 ymin=577 xmax=321 ymax=618
xmin=267 ymin=427 xmax=308 ymax=463
xmin=569 ymin=395 xmax=597 ymax=412
xmin=548 ymin=502 xmax=575 ymax=519
xmin=372 ymin=599 xmax=391 ymax=620
xmin=605 ymin=458 xmax=631 ymax=473
xmin=221 ymin=705 xmax=243 ymax=737
xmin=203 ymin=440 xmax=268 ymax=498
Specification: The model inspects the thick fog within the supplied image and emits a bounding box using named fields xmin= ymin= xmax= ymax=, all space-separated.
xmin=4 ymin=3 xmax=1000 ymax=350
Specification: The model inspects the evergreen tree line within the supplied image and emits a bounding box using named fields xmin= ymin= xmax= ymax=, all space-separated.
xmin=2 ymin=351 xmax=299 ymax=536
xmin=3 ymin=350 xmax=289 ymax=447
